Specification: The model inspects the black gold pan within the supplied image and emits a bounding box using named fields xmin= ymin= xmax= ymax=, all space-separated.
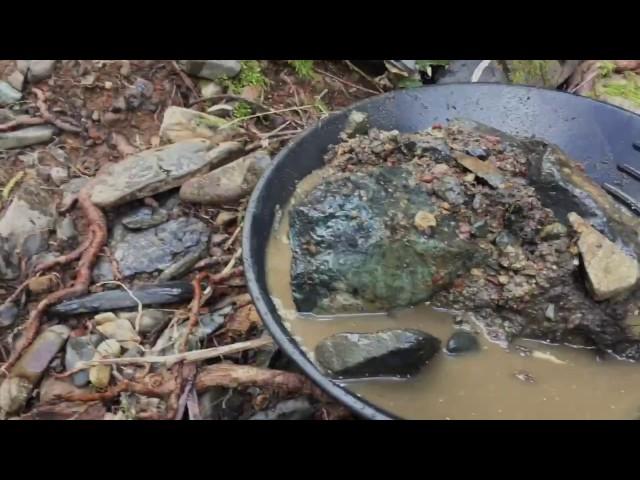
xmin=243 ymin=83 xmax=640 ymax=420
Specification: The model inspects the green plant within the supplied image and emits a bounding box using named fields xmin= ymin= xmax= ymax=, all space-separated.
xmin=232 ymin=101 xmax=253 ymax=119
xmin=598 ymin=61 xmax=616 ymax=78
xmin=221 ymin=60 xmax=269 ymax=94
xmin=599 ymin=72 xmax=640 ymax=106
xmin=288 ymin=60 xmax=315 ymax=80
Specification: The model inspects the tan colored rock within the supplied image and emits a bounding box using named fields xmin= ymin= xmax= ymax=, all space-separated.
xmin=27 ymin=274 xmax=58 ymax=294
xmin=12 ymin=325 xmax=71 ymax=384
xmin=89 ymin=140 xmax=242 ymax=207
xmin=569 ymin=212 xmax=639 ymax=301
xmin=180 ymin=150 xmax=271 ymax=205
xmin=0 ymin=325 xmax=71 ymax=414
xmin=90 ymin=339 xmax=122 ymax=389
xmin=453 ymin=152 xmax=505 ymax=188
xmin=0 ymin=377 xmax=32 ymax=415
xmin=414 ymin=211 xmax=437 ymax=231
xmin=159 ymin=106 xmax=241 ymax=144
xmin=96 ymin=318 xmax=140 ymax=343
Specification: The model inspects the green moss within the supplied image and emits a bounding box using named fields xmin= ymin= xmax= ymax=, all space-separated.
xmin=288 ymin=60 xmax=315 ymax=80
xmin=598 ymin=61 xmax=616 ymax=78
xmin=232 ymin=101 xmax=253 ymax=119
xmin=598 ymin=72 xmax=640 ymax=106
xmin=508 ymin=60 xmax=553 ymax=86
xmin=221 ymin=60 xmax=269 ymax=94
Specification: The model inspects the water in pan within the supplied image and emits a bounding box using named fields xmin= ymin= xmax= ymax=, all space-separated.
xmin=265 ymin=168 xmax=640 ymax=420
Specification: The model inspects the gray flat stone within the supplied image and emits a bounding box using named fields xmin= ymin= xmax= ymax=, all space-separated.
xmin=0 ymin=125 xmax=56 ymax=150
xmin=0 ymin=81 xmax=22 ymax=106
xmin=89 ymin=139 xmax=240 ymax=207
xmin=92 ymin=217 xmax=209 ymax=281
xmin=178 ymin=60 xmax=241 ymax=81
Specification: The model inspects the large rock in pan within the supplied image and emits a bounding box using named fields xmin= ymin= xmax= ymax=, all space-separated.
xmin=289 ymin=165 xmax=485 ymax=314
xmin=314 ymin=329 xmax=441 ymax=379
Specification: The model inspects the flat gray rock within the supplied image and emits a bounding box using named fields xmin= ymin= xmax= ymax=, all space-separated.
xmin=92 ymin=217 xmax=209 ymax=281
xmin=0 ymin=179 xmax=56 ymax=280
xmin=0 ymin=125 xmax=56 ymax=150
xmin=315 ymin=328 xmax=441 ymax=379
xmin=178 ymin=60 xmax=241 ymax=81
xmin=0 ymin=81 xmax=22 ymax=106
xmin=27 ymin=60 xmax=56 ymax=82
xmin=89 ymin=139 xmax=215 ymax=208
xmin=180 ymin=150 xmax=270 ymax=205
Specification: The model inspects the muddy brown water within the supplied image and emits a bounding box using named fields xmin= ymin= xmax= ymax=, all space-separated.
xmin=265 ymin=169 xmax=640 ymax=420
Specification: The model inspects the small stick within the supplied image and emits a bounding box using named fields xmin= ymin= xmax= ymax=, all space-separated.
xmin=223 ymin=221 xmax=243 ymax=250
xmin=191 ymin=255 xmax=233 ymax=271
xmin=222 ymin=105 xmax=316 ymax=128
xmin=189 ymin=94 xmax=269 ymax=112
xmin=221 ymin=248 xmax=242 ymax=276
xmin=171 ymin=61 xmax=199 ymax=99
xmin=102 ymin=247 xmax=123 ymax=282
xmin=344 ymin=61 xmax=385 ymax=93
xmin=96 ymin=280 xmax=143 ymax=333
xmin=314 ymin=67 xmax=380 ymax=96
xmin=61 ymin=336 xmax=274 ymax=372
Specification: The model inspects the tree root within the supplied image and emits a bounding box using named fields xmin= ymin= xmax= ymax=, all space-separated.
xmin=1 ymin=187 xmax=107 ymax=374
xmin=51 ymin=363 xmax=331 ymax=406
xmin=1 ymin=230 xmax=94 ymax=310
xmin=180 ymin=266 xmax=244 ymax=353
xmin=0 ymin=116 xmax=47 ymax=132
xmin=32 ymin=88 xmax=83 ymax=133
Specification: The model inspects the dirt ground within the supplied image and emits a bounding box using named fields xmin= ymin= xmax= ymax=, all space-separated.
xmin=0 ymin=60 xmax=381 ymax=420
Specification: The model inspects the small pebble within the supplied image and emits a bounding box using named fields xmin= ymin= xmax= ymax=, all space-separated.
xmin=465 ymin=147 xmax=488 ymax=160
xmin=445 ymin=331 xmax=479 ymax=355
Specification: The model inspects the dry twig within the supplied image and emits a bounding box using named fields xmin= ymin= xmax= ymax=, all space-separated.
xmin=314 ymin=67 xmax=380 ymax=96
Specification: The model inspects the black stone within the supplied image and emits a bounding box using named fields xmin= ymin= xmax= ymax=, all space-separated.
xmin=465 ymin=147 xmax=488 ymax=160
xmin=446 ymin=331 xmax=480 ymax=354
xmin=314 ymin=328 xmax=441 ymax=379
xmin=50 ymin=281 xmax=194 ymax=316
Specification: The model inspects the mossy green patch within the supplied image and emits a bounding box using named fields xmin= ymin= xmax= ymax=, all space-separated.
xmin=232 ymin=101 xmax=253 ymax=119
xmin=597 ymin=71 xmax=640 ymax=107
xmin=288 ymin=60 xmax=315 ymax=80
xmin=507 ymin=60 xmax=555 ymax=86
xmin=221 ymin=60 xmax=269 ymax=94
